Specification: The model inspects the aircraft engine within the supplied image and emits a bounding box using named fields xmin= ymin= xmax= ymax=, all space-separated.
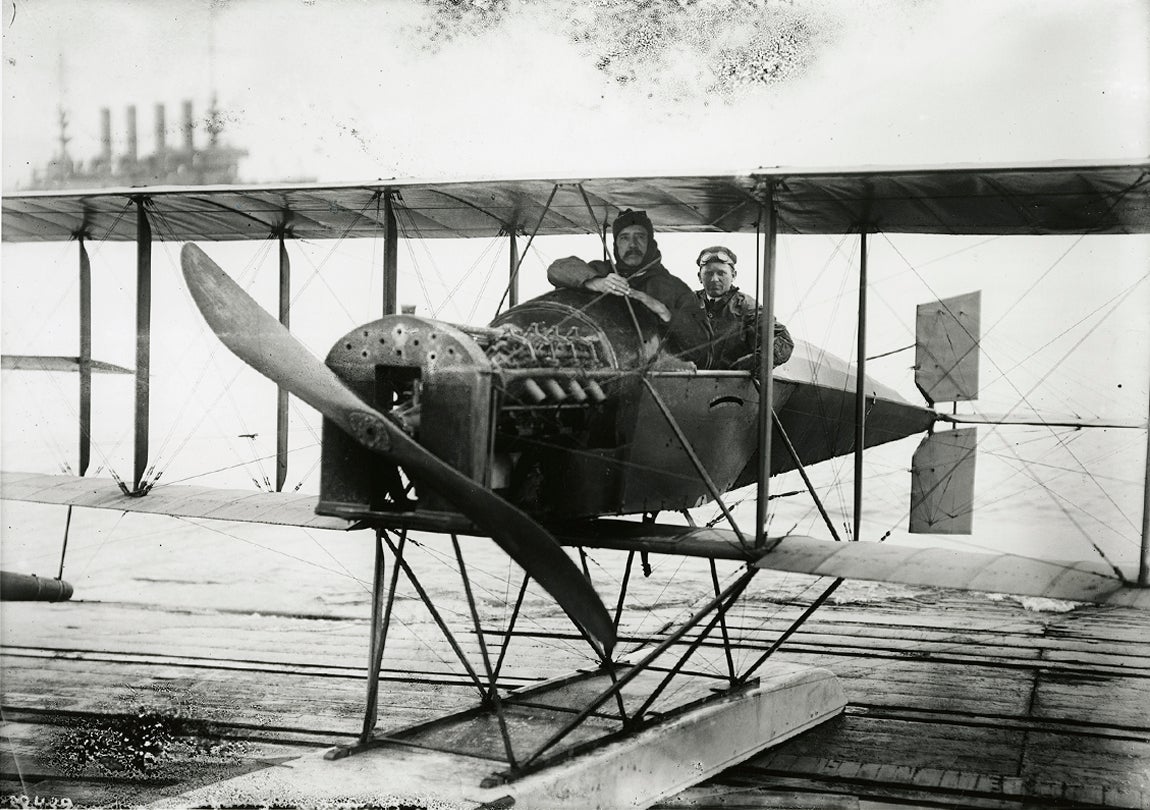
xmin=317 ymin=290 xmax=688 ymax=522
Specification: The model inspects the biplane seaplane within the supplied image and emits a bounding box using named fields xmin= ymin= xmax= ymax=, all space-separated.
xmin=2 ymin=160 xmax=1149 ymax=808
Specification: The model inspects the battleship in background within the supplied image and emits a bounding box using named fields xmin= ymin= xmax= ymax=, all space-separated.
xmin=26 ymin=99 xmax=247 ymax=190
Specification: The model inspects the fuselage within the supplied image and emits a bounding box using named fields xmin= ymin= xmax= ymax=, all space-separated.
xmin=317 ymin=289 xmax=935 ymax=524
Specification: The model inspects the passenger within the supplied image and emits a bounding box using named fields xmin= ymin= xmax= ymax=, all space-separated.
xmin=547 ymin=209 xmax=695 ymax=320
xmin=667 ymin=246 xmax=794 ymax=371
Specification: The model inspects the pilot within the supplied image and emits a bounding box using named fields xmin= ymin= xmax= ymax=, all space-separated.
xmin=547 ymin=209 xmax=695 ymax=320
xmin=667 ymin=245 xmax=794 ymax=371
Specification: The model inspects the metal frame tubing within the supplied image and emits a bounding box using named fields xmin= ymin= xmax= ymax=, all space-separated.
xmin=497 ymin=183 xmax=557 ymax=316
xmin=767 ymin=401 xmax=844 ymax=544
xmin=132 ymin=197 xmax=152 ymax=492
xmin=710 ymin=559 xmax=737 ymax=684
xmin=78 ymin=236 xmax=92 ymax=476
xmin=641 ymin=378 xmax=747 ymax=546
xmin=755 ymin=184 xmax=778 ymax=547
xmin=378 ymin=531 xmax=488 ymax=696
xmin=508 ymin=230 xmax=519 ymax=309
xmin=1141 ymin=378 xmax=1150 ymax=586
xmin=735 ymin=576 xmax=843 ymax=686
xmin=612 ymin=550 xmax=635 ymax=632
xmin=452 ymin=535 xmax=517 ymax=767
xmin=628 ymin=568 xmax=758 ymax=723
xmin=276 ymin=233 xmax=291 ymax=491
xmin=853 ymin=231 xmax=868 ymax=543
xmin=488 ymin=572 xmax=530 ymax=701
xmin=383 ymin=191 xmax=398 ymax=316
xmin=361 ymin=528 xmax=403 ymax=741
xmin=522 ymin=566 xmax=758 ymax=769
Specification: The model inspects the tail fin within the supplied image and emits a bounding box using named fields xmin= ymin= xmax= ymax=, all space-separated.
xmin=910 ymin=427 xmax=977 ymax=534
xmin=914 ymin=291 xmax=981 ymax=406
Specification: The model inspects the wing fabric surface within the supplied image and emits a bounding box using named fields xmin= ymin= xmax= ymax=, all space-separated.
xmin=5 ymin=478 xmax=1145 ymax=611
xmin=0 ymin=471 xmax=347 ymax=529
xmin=179 ymin=244 xmax=615 ymax=652
xmin=4 ymin=161 xmax=1147 ymax=243
xmin=2 ymin=355 xmax=133 ymax=374
xmin=554 ymin=520 xmax=1149 ymax=609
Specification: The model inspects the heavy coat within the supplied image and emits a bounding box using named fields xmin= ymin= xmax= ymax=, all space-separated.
xmin=668 ymin=287 xmax=794 ymax=371
xmin=547 ymin=255 xmax=696 ymax=314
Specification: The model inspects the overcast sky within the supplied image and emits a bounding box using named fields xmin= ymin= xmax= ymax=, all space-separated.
xmin=3 ymin=0 xmax=1148 ymax=187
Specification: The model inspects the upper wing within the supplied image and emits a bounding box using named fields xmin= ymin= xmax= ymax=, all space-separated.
xmin=3 ymin=160 xmax=1147 ymax=243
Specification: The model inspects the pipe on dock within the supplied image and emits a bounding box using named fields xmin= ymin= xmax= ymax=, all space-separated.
xmin=0 ymin=571 xmax=74 ymax=602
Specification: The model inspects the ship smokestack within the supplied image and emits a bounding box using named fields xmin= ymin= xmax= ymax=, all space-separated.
xmin=126 ymin=105 xmax=138 ymax=162
xmin=183 ymin=99 xmax=194 ymax=152
xmin=100 ymin=108 xmax=112 ymax=162
xmin=155 ymin=103 xmax=166 ymax=153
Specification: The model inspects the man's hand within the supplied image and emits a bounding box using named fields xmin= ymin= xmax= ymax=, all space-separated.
xmin=584 ymin=273 xmax=631 ymax=296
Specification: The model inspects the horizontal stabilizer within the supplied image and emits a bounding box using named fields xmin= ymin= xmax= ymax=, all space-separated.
xmin=939 ymin=412 xmax=1147 ymax=429
xmin=910 ymin=428 xmax=977 ymax=534
xmin=915 ymin=291 xmax=980 ymax=405
xmin=0 ymin=471 xmax=349 ymax=530
xmin=2 ymin=355 xmax=133 ymax=374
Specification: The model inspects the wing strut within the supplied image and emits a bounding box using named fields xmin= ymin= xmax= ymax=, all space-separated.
xmin=755 ymin=181 xmax=778 ymax=547
xmin=276 ymin=232 xmax=291 ymax=492
xmin=79 ymin=236 xmax=92 ymax=476
xmin=133 ymin=197 xmax=151 ymax=492
xmin=1141 ymin=381 xmax=1150 ymax=586
xmin=853 ymin=231 xmax=869 ymax=543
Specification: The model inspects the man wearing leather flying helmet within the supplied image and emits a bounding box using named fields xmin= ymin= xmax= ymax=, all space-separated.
xmin=667 ymin=245 xmax=793 ymax=371
xmin=547 ymin=209 xmax=695 ymax=320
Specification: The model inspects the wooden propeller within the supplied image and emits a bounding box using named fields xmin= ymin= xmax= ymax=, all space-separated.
xmin=180 ymin=243 xmax=615 ymax=653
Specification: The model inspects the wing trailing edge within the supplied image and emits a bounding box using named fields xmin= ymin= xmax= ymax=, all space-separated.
xmin=556 ymin=519 xmax=1148 ymax=610
xmin=2 ymin=355 xmax=133 ymax=374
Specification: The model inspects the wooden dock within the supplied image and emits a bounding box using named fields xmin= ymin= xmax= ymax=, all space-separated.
xmin=2 ymin=554 xmax=1148 ymax=808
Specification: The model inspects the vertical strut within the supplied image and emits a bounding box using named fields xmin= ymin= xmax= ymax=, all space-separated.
xmin=710 ymin=559 xmax=737 ymax=684
xmin=57 ymin=506 xmax=73 ymax=580
xmin=508 ymin=230 xmax=519 ymax=309
xmin=755 ymin=183 xmax=778 ymax=546
xmin=488 ymin=572 xmax=530 ymax=700
xmin=361 ymin=529 xmax=402 ymax=742
xmin=452 ymin=536 xmax=517 ymax=768
xmin=1140 ymin=377 xmax=1150 ymax=586
xmin=276 ymin=233 xmax=291 ymax=492
xmin=641 ymin=378 xmax=747 ymax=546
xmin=853 ymin=232 xmax=868 ymax=543
xmin=626 ymin=568 xmax=758 ymax=725
xmin=132 ymin=198 xmax=152 ymax=492
xmin=378 ymin=531 xmax=488 ymax=695
xmin=736 ymin=577 xmax=844 ymax=686
xmin=382 ymin=191 xmax=398 ymax=316
xmin=78 ymin=236 xmax=92 ymax=477
xmin=522 ymin=569 xmax=757 ymax=769
xmin=612 ymin=551 xmax=635 ymax=632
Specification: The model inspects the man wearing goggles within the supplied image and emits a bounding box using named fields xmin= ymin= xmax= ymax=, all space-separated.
xmin=547 ymin=209 xmax=695 ymax=319
xmin=667 ymin=245 xmax=793 ymax=371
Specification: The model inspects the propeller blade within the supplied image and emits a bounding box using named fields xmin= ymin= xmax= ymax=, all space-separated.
xmin=181 ymin=243 xmax=615 ymax=652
